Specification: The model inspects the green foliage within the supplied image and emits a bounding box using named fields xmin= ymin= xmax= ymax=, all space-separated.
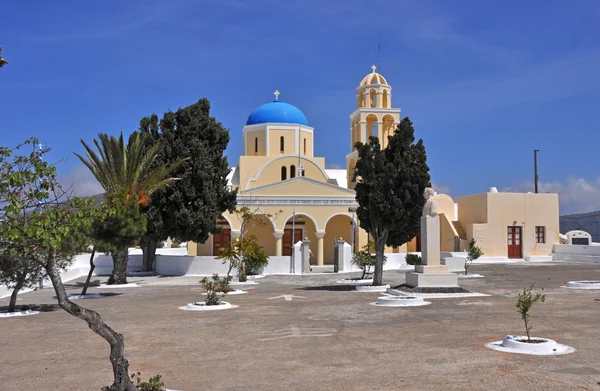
xmin=353 ymin=117 xmax=430 ymax=285
xmin=138 ymin=98 xmax=237 ymax=248
xmin=516 ymin=284 xmax=546 ymax=342
xmin=0 ymin=46 xmax=7 ymax=67
xmin=351 ymin=241 xmax=386 ymax=279
xmin=464 ymin=238 xmax=483 ymax=275
xmin=405 ymin=254 xmax=422 ymax=265
xmin=102 ymin=372 xmax=166 ymax=391
xmin=217 ymin=235 xmax=267 ymax=281
xmin=170 ymin=241 xmax=181 ymax=248
xmin=0 ymin=138 xmax=96 ymax=310
xmin=200 ymin=273 xmax=231 ymax=305
xmin=92 ymin=195 xmax=146 ymax=253
xmin=244 ymin=244 xmax=268 ymax=275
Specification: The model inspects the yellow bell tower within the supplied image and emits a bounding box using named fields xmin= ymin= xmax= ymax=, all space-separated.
xmin=346 ymin=65 xmax=401 ymax=189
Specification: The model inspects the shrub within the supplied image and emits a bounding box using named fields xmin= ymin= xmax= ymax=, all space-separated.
xmin=131 ymin=372 xmax=165 ymax=391
xmin=405 ymin=254 xmax=422 ymax=265
xmin=351 ymin=241 xmax=386 ymax=279
xmin=465 ymin=238 xmax=483 ymax=275
xmin=244 ymin=245 xmax=268 ymax=275
xmin=170 ymin=241 xmax=181 ymax=248
xmin=200 ymin=273 xmax=232 ymax=305
xmin=516 ymin=284 xmax=546 ymax=343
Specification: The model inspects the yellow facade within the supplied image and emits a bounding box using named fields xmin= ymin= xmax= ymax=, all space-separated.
xmin=189 ymin=66 xmax=561 ymax=264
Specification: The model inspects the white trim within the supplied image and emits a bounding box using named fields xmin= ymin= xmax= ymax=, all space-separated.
xmin=324 ymin=212 xmax=354 ymax=228
xmin=244 ymin=155 xmax=334 ymax=190
xmin=243 ymin=123 xmax=314 ymax=134
xmin=281 ymin=212 xmax=319 ymax=231
xmin=243 ymin=176 xmax=357 ymax=196
xmin=237 ymin=198 xmax=358 ymax=207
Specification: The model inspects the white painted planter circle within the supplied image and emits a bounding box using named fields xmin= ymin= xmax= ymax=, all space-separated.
xmin=67 ymin=294 xmax=104 ymax=299
xmin=486 ymin=335 xmax=575 ymax=355
xmin=355 ymin=284 xmax=390 ymax=292
xmin=229 ymin=280 xmax=258 ymax=286
xmin=457 ymin=273 xmax=484 ymax=279
xmin=201 ymin=289 xmax=247 ymax=296
xmin=179 ymin=301 xmax=238 ymax=311
xmin=336 ymin=279 xmax=373 ymax=285
xmin=246 ymin=274 xmax=265 ymax=279
xmin=0 ymin=310 xmax=40 ymax=318
xmin=98 ymin=283 xmax=139 ymax=289
xmin=566 ymin=280 xmax=600 ymax=289
xmin=373 ymin=295 xmax=431 ymax=307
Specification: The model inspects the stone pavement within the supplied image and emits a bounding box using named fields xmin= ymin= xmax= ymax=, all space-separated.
xmin=1 ymin=262 xmax=599 ymax=390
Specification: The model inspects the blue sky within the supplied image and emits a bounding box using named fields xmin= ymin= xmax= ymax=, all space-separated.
xmin=1 ymin=0 xmax=600 ymax=214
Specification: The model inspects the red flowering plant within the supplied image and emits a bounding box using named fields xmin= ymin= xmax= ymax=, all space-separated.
xmin=200 ymin=273 xmax=232 ymax=305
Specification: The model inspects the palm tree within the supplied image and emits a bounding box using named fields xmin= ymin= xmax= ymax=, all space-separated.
xmin=75 ymin=131 xmax=184 ymax=284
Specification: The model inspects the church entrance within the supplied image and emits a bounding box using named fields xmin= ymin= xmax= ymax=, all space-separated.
xmin=283 ymin=229 xmax=302 ymax=256
xmin=213 ymin=228 xmax=231 ymax=256
xmin=507 ymin=226 xmax=522 ymax=258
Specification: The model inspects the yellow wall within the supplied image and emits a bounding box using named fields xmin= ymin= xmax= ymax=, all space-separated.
xmin=323 ymin=214 xmax=353 ymax=263
xmin=301 ymin=130 xmax=313 ymax=157
xmin=457 ymin=192 xmax=559 ymax=258
xmin=245 ymin=130 xmax=267 ymax=156
xmin=439 ymin=213 xmax=458 ymax=251
xmin=434 ymin=194 xmax=455 ymax=219
xmin=245 ymin=157 xmax=328 ymax=190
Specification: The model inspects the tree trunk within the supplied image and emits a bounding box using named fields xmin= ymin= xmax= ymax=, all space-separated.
xmin=372 ymin=236 xmax=387 ymax=286
xmin=108 ymin=247 xmax=129 ymax=285
xmin=141 ymin=240 xmax=157 ymax=272
xmin=44 ymin=249 xmax=136 ymax=391
xmin=8 ymin=276 xmax=24 ymax=313
xmin=81 ymin=247 xmax=97 ymax=296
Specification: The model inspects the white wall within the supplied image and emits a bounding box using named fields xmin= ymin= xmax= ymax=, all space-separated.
xmin=155 ymin=255 xmax=295 ymax=276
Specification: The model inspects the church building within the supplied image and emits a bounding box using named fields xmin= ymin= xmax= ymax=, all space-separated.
xmin=188 ymin=67 xmax=561 ymax=264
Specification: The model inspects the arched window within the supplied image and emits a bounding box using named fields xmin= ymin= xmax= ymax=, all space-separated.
xmin=303 ymin=138 xmax=307 ymax=154
xmin=281 ymin=166 xmax=287 ymax=180
xmin=382 ymin=90 xmax=389 ymax=108
xmin=290 ymin=165 xmax=296 ymax=178
xmin=254 ymin=137 xmax=258 ymax=154
xmin=370 ymin=89 xmax=377 ymax=108
xmin=280 ymin=136 xmax=285 ymax=153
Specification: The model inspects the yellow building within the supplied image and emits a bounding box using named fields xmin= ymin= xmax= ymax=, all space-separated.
xmin=189 ymin=67 xmax=560 ymax=264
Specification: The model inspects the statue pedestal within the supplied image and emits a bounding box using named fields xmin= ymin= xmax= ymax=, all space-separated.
xmin=406 ymin=215 xmax=458 ymax=288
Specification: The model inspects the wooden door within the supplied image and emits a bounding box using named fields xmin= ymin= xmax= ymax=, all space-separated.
xmin=507 ymin=226 xmax=522 ymax=258
xmin=283 ymin=229 xmax=302 ymax=256
xmin=213 ymin=228 xmax=231 ymax=256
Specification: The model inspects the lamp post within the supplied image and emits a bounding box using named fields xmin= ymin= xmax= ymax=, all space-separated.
xmin=348 ymin=206 xmax=358 ymax=253
xmin=534 ymin=149 xmax=539 ymax=193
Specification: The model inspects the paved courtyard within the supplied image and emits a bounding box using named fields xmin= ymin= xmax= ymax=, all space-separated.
xmin=1 ymin=262 xmax=600 ymax=391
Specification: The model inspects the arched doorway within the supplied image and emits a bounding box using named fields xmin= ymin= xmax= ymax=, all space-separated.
xmin=324 ymin=214 xmax=354 ymax=265
xmin=245 ymin=214 xmax=276 ymax=256
xmin=282 ymin=214 xmax=318 ymax=265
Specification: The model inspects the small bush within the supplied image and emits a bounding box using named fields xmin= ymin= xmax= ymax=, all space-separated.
xmin=170 ymin=242 xmax=181 ymax=248
xmin=200 ymin=273 xmax=232 ymax=305
xmin=351 ymin=242 xmax=386 ymax=279
xmin=516 ymin=284 xmax=546 ymax=342
xmin=465 ymin=238 xmax=483 ymax=275
xmin=244 ymin=246 xmax=268 ymax=275
xmin=132 ymin=372 xmax=165 ymax=391
xmin=405 ymin=254 xmax=422 ymax=265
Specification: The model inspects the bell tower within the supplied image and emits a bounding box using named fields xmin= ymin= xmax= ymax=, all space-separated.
xmin=346 ymin=65 xmax=401 ymax=189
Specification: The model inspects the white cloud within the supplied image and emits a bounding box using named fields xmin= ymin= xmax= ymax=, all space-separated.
xmin=501 ymin=177 xmax=600 ymax=215
xmin=326 ymin=163 xmax=343 ymax=169
xmin=431 ymin=182 xmax=452 ymax=198
xmin=58 ymin=165 xmax=104 ymax=198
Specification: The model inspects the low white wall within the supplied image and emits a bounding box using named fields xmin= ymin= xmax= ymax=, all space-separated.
xmin=553 ymin=244 xmax=600 ymax=256
xmin=383 ymin=253 xmax=411 ymax=270
xmin=155 ymin=255 xmax=295 ymax=276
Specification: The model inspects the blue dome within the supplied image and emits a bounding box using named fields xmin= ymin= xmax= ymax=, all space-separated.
xmin=246 ymin=100 xmax=309 ymax=126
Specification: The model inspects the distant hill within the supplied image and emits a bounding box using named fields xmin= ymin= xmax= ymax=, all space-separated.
xmin=560 ymin=211 xmax=600 ymax=241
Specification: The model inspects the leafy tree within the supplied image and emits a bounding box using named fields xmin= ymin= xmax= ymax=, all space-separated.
xmin=516 ymin=284 xmax=546 ymax=343
xmin=0 ymin=138 xmax=138 ymax=390
xmin=0 ymin=251 xmax=42 ymax=313
xmin=75 ymin=131 xmax=183 ymax=284
xmin=405 ymin=253 xmax=422 ymax=266
xmin=0 ymin=46 xmax=7 ymax=68
xmin=354 ymin=117 xmax=430 ymax=286
xmin=464 ymin=238 xmax=483 ymax=275
xmin=351 ymin=241 xmax=386 ymax=279
xmin=137 ymin=98 xmax=237 ymax=271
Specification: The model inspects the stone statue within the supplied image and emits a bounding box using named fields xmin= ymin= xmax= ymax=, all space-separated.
xmin=422 ymin=187 xmax=438 ymax=217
